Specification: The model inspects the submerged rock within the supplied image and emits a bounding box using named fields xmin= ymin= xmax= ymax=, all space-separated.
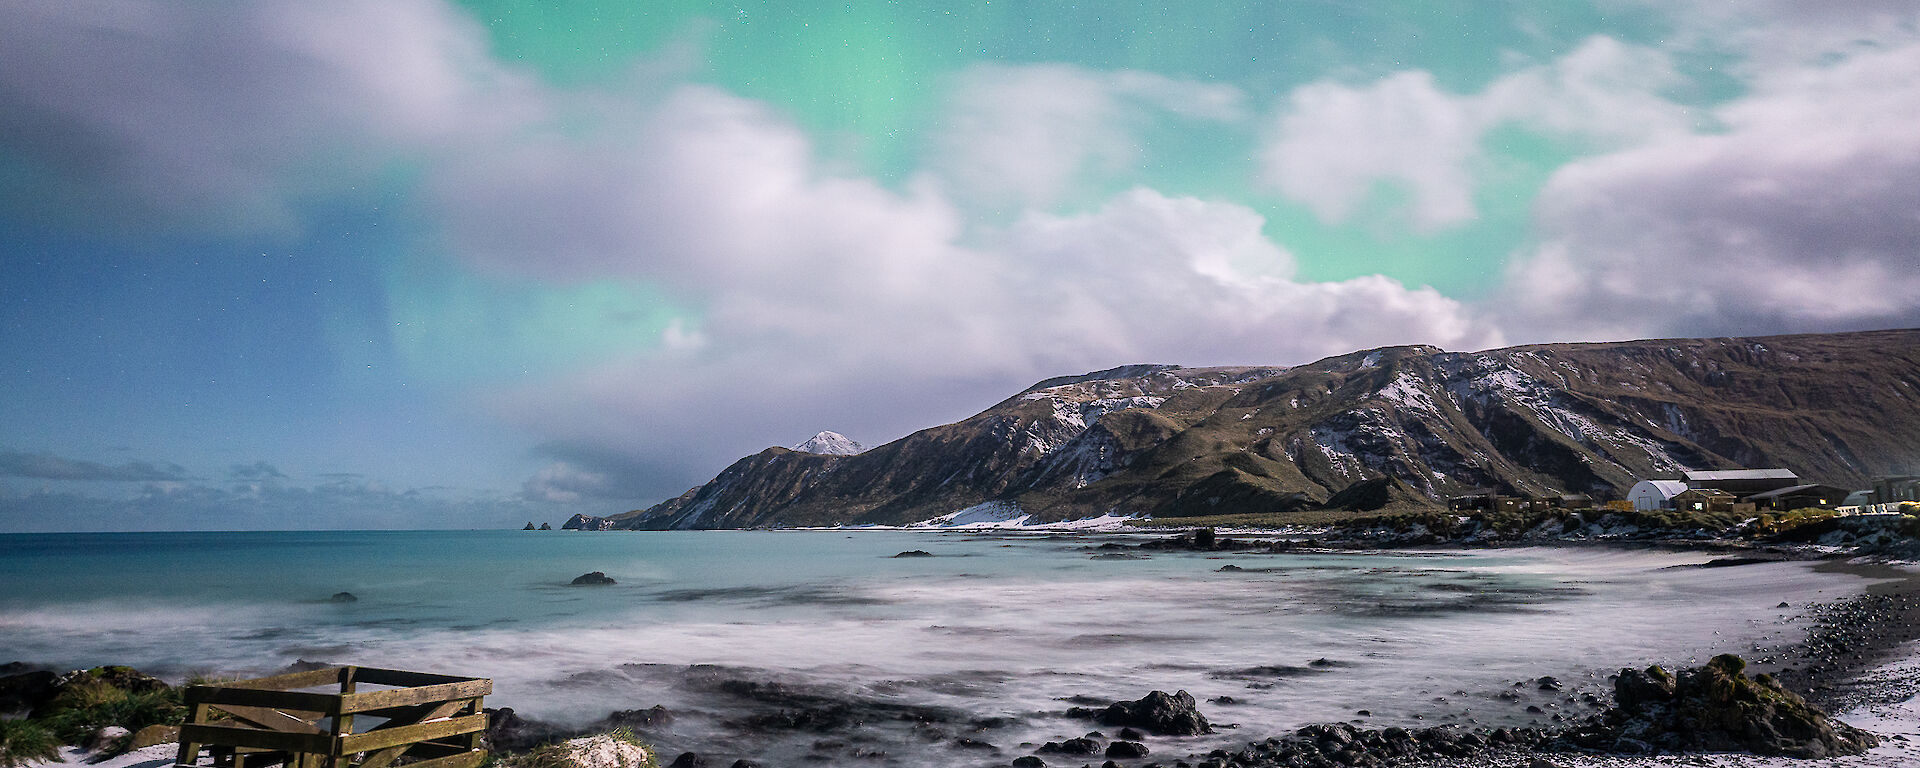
xmin=330 ymin=591 xmax=358 ymax=603
xmin=604 ymin=705 xmax=673 ymax=729
xmin=1037 ymin=736 xmax=1100 ymax=755
xmin=485 ymin=707 xmax=580 ymax=751
xmin=571 ymin=572 xmax=616 ymax=586
xmin=892 ymin=550 xmax=935 ymax=558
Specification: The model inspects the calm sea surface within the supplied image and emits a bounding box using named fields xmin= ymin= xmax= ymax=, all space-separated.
xmin=0 ymin=530 xmax=1869 ymax=765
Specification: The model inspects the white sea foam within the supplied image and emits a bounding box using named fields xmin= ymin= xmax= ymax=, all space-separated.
xmin=0 ymin=532 xmax=1897 ymax=765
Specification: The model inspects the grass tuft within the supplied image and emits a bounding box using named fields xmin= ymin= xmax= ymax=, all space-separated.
xmin=0 ymin=719 xmax=63 ymax=768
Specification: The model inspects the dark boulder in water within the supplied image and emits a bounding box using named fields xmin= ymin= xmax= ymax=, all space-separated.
xmin=483 ymin=707 xmax=579 ymax=751
xmin=1038 ymin=737 xmax=1100 ymax=755
xmin=604 ymin=704 xmax=673 ymax=728
xmin=892 ymin=550 xmax=935 ymax=558
xmin=1105 ymin=740 xmax=1149 ymax=758
xmin=330 ymin=591 xmax=358 ymax=603
xmin=668 ymin=753 xmax=708 ymax=768
xmin=1597 ymin=654 xmax=1877 ymax=758
xmin=570 ymin=571 xmax=616 ymax=585
xmin=1069 ymin=690 xmax=1211 ymax=736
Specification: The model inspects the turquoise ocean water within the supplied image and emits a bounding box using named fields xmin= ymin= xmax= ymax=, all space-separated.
xmin=0 ymin=530 xmax=1868 ymax=764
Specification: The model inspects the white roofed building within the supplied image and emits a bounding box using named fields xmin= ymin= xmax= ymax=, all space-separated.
xmin=1630 ymin=480 xmax=1690 ymax=511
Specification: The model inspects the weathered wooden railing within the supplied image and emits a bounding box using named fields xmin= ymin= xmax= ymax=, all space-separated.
xmin=174 ymin=666 xmax=491 ymax=768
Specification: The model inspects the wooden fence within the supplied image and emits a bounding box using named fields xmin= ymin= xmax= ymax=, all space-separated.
xmin=174 ymin=666 xmax=490 ymax=768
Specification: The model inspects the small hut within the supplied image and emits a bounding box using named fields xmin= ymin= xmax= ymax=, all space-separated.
xmin=1743 ymin=483 xmax=1849 ymax=511
xmin=1672 ymin=488 xmax=1738 ymax=513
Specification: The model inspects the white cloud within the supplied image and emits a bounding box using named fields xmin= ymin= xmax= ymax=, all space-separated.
xmin=1499 ymin=38 xmax=1920 ymax=340
xmin=1260 ymin=36 xmax=1692 ymax=230
xmin=0 ymin=1 xmax=1511 ymax=503
xmin=484 ymin=186 xmax=1502 ymax=495
xmin=0 ymin=0 xmax=536 ymax=232
xmin=930 ymin=64 xmax=1246 ymax=211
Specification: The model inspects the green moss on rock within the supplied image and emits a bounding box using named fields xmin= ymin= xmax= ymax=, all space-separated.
xmin=1606 ymin=654 xmax=1877 ymax=758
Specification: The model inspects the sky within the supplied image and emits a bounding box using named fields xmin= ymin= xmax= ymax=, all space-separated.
xmin=2 ymin=1 xmax=1917 ymax=531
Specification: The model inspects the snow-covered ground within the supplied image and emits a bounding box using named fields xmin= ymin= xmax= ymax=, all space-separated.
xmin=891 ymin=501 xmax=1139 ymax=530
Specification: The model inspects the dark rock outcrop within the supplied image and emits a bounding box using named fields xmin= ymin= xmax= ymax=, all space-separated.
xmin=0 ymin=667 xmax=58 ymax=716
xmin=561 ymin=514 xmax=613 ymax=531
xmin=1069 ymin=690 xmax=1211 ymax=736
xmin=1037 ymin=736 xmax=1100 ymax=755
xmin=604 ymin=705 xmax=673 ymax=729
xmin=570 ymin=572 xmax=616 ymax=586
xmin=329 ymin=592 xmax=358 ymax=603
xmin=1105 ymin=740 xmax=1149 ymax=758
xmin=891 ymin=550 xmax=934 ymax=558
xmin=483 ymin=707 xmax=580 ymax=751
xmin=1597 ymin=654 xmax=1877 ymax=758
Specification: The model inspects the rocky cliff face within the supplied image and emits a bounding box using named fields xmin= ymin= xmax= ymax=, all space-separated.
xmin=610 ymin=329 xmax=1920 ymax=529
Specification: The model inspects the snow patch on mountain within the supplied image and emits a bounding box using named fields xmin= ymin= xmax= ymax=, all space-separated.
xmin=1377 ymin=372 xmax=1443 ymax=416
xmin=913 ymin=501 xmax=1030 ymax=527
xmin=1452 ymin=359 xmax=1688 ymax=472
xmin=793 ymin=430 xmax=865 ymax=455
xmin=1309 ymin=424 xmax=1367 ymax=479
xmin=906 ymin=502 xmax=1137 ymax=530
xmin=1018 ymin=395 xmax=1169 ymax=457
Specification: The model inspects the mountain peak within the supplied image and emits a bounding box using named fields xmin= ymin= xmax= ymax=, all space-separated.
xmin=792 ymin=430 xmax=865 ymax=456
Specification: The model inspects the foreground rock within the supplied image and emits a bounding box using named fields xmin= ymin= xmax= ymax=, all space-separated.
xmin=1585 ymin=654 xmax=1878 ymax=758
xmin=495 ymin=734 xmax=650 ymax=768
xmin=1068 ymin=690 xmax=1211 ymax=735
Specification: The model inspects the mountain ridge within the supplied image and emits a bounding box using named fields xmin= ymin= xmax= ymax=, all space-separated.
xmin=609 ymin=328 xmax=1920 ymax=529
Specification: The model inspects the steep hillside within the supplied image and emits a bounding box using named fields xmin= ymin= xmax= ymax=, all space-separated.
xmin=610 ymin=329 xmax=1920 ymax=529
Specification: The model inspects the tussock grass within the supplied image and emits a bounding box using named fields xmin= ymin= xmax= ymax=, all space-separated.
xmin=39 ymin=681 xmax=183 ymax=745
xmin=0 ymin=719 xmax=62 ymax=768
